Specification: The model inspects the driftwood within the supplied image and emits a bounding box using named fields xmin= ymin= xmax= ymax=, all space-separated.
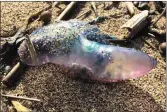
xmin=140 ymin=37 xmax=157 ymax=50
xmin=57 ymin=2 xmax=77 ymax=20
xmin=121 ymin=10 xmax=149 ymax=39
xmin=90 ymin=2 xmax=98 ymax=17
xmin=151 ymin=6 xmax=166 ymax=27
xmin=25 ymin=35 xmax=38 ymax=65
xmin=2 ymin=94 xmax=41 ymax=102
xmin=76 ymin=10 xmax=91 ymax=19
xmin=52 ymin=1 xmax=61 ymax=9
xmin=2 ymin=62 xmax=25 ymax=86
xmin=148 ymin=33 xmax=155 ymax=38
xmin=125 ymin=2 xmax=135 ymax=16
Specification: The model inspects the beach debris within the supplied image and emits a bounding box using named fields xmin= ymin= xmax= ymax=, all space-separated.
xmin=0 ymin=39 xmax=18 ymax=66
xmin=76 ymin=10 xmax=91 ymax=19
xmin=38 ymin=10 xmax=52 ymax=25
xmin=88 ymin=16 xmax=106 ymax=24
xmin=59 ymin=1 xmax=71 ymax=5
xmin=27 ymin=5 xmax=52 ymax=26
xmin=125 ymin=2 xmax=135 ymax=16
xmin=17 ymin=20 xmax=157 ymax=82
xmin=90 ymin=2 xmax=98 ymax=17
xmin=149 ymin=27 xmax=166 ymax=36
xmin=0 ymin=64 xmax=5 ymax=80
xmin=0 ymin=40 xmax=10 ymax=59
xmin=1 ymin=3 xmax=55 ymax=81
xmin=52 ymin=1 xmax=67 ymax=15
xmin=104 ymin=2 xmax=113 ymax=10
xmin=133 ymin=1 xmax=139 ymax=7
xmin=52 ymin=1 xmax=61 ymax=9
xmin=2 ymin=62 xmax=26 ymax=86
xmin=121 ymin=10 xmax=149 ymax=39
xmin=1 ymin=4 xmax=54 ymax=49
xmin=7 ymin=106 xmax=15 ymax=112
xmin=4 ymin=66 xmax=12 ymax=74
xmin=2 ymin=94 xmax=41 ymax=102
xmin=159 ymin=42 xmax=166 ymax=53
xmin=11 ymin=100 xmax=30 ymax=112
xmin=154 ymin=1 xmax=166 ymax=13
xmin=57 ymin=1 xmax=77 ymax=20
xmin=151 ymin=6 xmax=166 ymax=27
xmin=0 ymin=26 xmax=27 ymax=50
xmin=138 ymin=2 xmax=149 ymax=9
xmin=28 ymin=12 xmax=48 ymax=27
xmin=133 ymin=2 xmax=149 ymax=10
xmin=148 ymin=33 xmax=156 ymax=38
xmin=25 ymin=35 xmax=38 ymax=65
xmin=107 ymin=38 xmax=128 ymax=44
xmin=103 ymin=2 xmax=120 ymax=10
xmin=140 ymin=37 xmax=157 ymax=50
xmin=148 ymin=9 xmax=159 ymax=15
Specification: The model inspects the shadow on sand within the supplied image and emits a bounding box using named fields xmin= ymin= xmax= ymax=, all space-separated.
xmin=14 ymin=64 xmax=166 ymax=112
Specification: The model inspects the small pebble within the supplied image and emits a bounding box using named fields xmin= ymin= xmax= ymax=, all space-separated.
xmin=149 ymin=10 xmax=156 ymax=15
xmin=159 ymin=42 xmax=166 ymax=53
xmin=4 ymin=65 xmax=11 ymax=73
xmin=138 ymin=2 xmax=149 ymax=9
xmin=8 ymin=106 xmax=15 ymax=112
xmin=133 ymin=1 xmax=139 ymax=6
xmin=39 ymin=10 xmax=52 ymax=25
xmin=53 ymin=2 xmax=60 ymax=8
xmin=104 ymin=2 xmax=113 ymax=10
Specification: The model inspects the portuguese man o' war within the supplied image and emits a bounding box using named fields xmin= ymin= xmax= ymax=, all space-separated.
xmin=18 ymin=20 xmax=157 ymax=82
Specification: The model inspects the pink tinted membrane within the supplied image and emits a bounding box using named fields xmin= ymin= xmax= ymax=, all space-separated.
xmin=120 ymin=53 xmax=157 ymax=79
